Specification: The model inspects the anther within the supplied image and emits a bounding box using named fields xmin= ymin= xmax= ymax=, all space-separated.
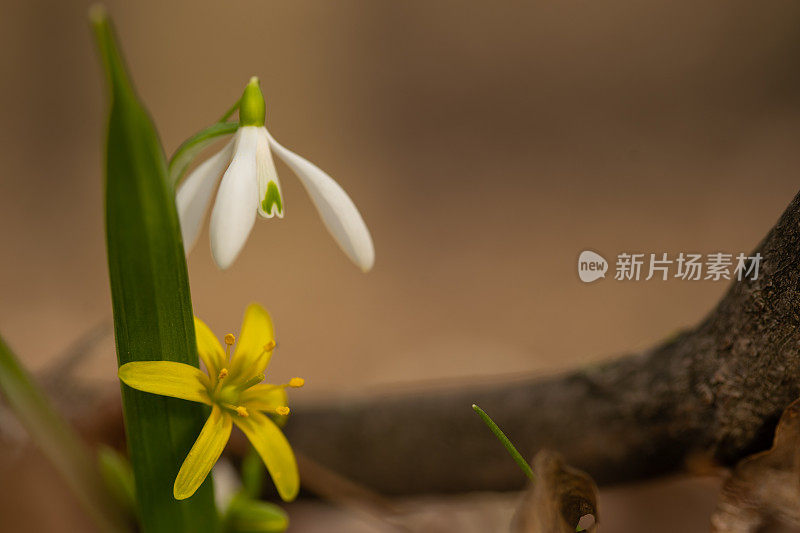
xmin=235 ymin=406 xmax=249 ymax=417
xmin=263 ymin=340 xmax=276 ymax=352
xmin=217 ymin=368 xmax=229 ymax=380
xmin=276 ymin=406 xmax=290 ymax=416
xmin=289 ymin=377 xmax=305 ymax=388
xmin=224 ymin=334 xmax=236 ymax=346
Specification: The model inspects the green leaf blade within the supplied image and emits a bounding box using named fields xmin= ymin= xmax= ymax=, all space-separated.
xmin=92 ymin=8 xmax=218 ymax=532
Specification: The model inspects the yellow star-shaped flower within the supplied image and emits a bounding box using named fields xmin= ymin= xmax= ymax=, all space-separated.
xmin=118 ymin=303 xmax=302 ymax=501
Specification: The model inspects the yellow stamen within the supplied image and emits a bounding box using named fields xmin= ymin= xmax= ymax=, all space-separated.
xmin=235 ymin=406 xmax=249 ymax=417
xmin=289 ymin=377 xmax=305 ymax=388
xmin=263 ymin=340 xmax=276 ymax=352
xmin=276 ymin=406 xmax=290 ymax=416
xmin=217 ymin=368 xmax=229 ymax=380
xmin=223 ymin=334 xmax=235 ymax=361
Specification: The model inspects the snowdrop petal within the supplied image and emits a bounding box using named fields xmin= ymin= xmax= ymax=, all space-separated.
xmin=266 ymin=131 xmax=375 ymax=272
xmin=210 ymin=127 xmax=260 ymax=269
xmin=175 ymin=140 xmax=234 ymax=253
xmin=255 ymin=128 xmax=284 ymax=219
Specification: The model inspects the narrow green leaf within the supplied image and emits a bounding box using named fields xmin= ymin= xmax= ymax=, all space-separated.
xmin=472 ymin=404 xmax=535 ymax=480
xmin=168 ymin=121 xmax=238 ymax=186
xmin=0 ymin=333 xmax=129 ymax=532
xmin=97 ymin=445 xmax=137 ymax=518
xmin=90 ymin=7 xmax=217 ymax=532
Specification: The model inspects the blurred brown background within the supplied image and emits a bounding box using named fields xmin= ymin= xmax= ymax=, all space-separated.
xmin=2 ymin=0 xmax=800 ymax=531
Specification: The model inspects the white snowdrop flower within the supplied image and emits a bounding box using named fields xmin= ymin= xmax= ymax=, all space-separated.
xmin=175 ymin=77 xmax=375 ymax=271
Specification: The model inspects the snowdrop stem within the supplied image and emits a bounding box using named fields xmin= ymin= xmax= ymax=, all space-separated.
xmin=218 ymin=97 xmax=241 ymax=123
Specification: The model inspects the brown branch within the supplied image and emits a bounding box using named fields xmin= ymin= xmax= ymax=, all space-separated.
xmin=285 ymin=189 xmax=800 ymax=495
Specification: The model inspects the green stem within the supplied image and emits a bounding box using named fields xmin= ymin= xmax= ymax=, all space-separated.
xmin=472 ymin=404 xmax=535 ymax=480
xmin=218 ymin=97 xmax=241 ymax=123
xmin=167 ymin=121 xmax=238 ymax=186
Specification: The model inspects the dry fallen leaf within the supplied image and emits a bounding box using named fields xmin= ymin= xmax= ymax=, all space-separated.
xmin=711 ymin=398 xmax=800 ymax=533
xmin=514 ymin=449 xmax=599 ymax=533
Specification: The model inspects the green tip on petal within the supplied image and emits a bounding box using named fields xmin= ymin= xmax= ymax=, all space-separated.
xmin=261 ymin=181 xmax=283 ymax=216
xmin=239 ymin=77 xmax=265 ymax=127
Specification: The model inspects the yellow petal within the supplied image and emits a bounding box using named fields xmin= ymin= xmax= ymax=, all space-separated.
xmin=239 ymin=384 xmax=286 ymax=410
xmin=194 ymin=316 xmax=225 ymax=376
xmin=118 ymin=362 xmax=211 ymax=405
xmin=230 ymin=303 xmax=275 ymax=381
xmin=233 ymin=410 xmax=299 ymax=501
xmin=240 ymin=385 xmax=289 ymax=427
xmin=174 ymin=406 xmax=232 ymax=500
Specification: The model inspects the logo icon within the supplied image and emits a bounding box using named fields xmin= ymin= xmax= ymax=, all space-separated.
xmin=578 ymin=250 xmax=608 ymax=283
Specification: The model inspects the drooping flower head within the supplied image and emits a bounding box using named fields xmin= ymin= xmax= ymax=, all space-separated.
xmin=174 ymin=77 xmax=375 ymax=271
xmin=118 ymin=303 xmax=302 ymax=501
